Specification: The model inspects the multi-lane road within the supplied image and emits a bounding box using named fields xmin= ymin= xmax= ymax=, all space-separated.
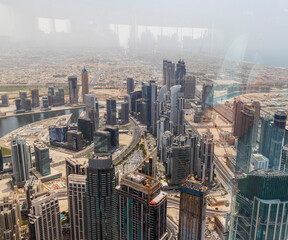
xmin=113 ymin=116 xmax=142 ymax=165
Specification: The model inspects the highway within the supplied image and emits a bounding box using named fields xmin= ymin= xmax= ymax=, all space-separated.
xmin=113 ymin=116 xmax=142 ymax=165
xmin=167 ymin=217 xmax=178 ymax=240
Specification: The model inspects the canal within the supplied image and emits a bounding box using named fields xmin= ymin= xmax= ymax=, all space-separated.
xmin=0 ymin=108 xmax=84 ymax=137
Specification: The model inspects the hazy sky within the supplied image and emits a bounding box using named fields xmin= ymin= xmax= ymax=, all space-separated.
xmin=1 ymin=0 xmax=288 ymax=66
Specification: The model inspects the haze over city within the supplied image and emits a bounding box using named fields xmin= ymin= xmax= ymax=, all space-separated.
xmin=1 ymin=1 xmax=288 ymax=240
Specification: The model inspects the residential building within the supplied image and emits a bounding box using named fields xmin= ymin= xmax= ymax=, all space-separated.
xmin=68 ymin=174 xmax=86 ymax=240
xmin=29 ymin=192 xmax=62 ymax=240
xmin=0 ymin=192 xmax=21 ymax=240
xmin=116 ymin=173 xmax=168 ymax=240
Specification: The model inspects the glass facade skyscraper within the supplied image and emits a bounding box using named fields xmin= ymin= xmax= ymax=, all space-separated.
xmin=85 ymin=154 xmax=118 ymax=240
xmin=232 ymin=170 xmax=288 ymax=240
xmin=34 ymin=140 xmax=50 ymax=176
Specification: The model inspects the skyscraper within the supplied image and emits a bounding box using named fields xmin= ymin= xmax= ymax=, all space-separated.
xmin=34 ymin=140 xmax=50 ymax=176
xmin=85 ymin=154 xmax=118 ymax=240
xmin=170 ymin=85 xmax=182 ymax=134
xmin=78 ymin=118 xmax=94 ymax=144
xmin=31 ymin=89 xmax=39 ymax=108
xmin=85 ymin=94 xmax=100 ymax=131
xmin=65 ymin=157 xmax=86 ymax=185
xmin=68 ymin=76 xmax=78 ymax=104
xmin=201 ymin=82 xmax=214 ymax=110
xmin=142 ymin=80 xmax=157 ymax=129
xmin=232 ymin=100 xmax=244 ymax=137
xmin=163 ymin=60 xmax=175 ymax=90
xmin=178 ymin=177 xmax=207 ymax=240
xmin=183 ymin=76 xmax=196 ymax=99
xmin=68 ymin=174 xmax=86 ymax=240
xmin=0 ymin=147 xmax=3 ymax=172
xmin=0 ymin=192 xmax=22 ymax=240
xmin=29 ymin=192 xmax=62 ymax=240
xmin=11 ymin=135 xmax=32 ymax=186
xmin=236 ymin=104 xmax=256 ymax=173
xmin=259 ymin=110 xmax=287 ymax=170
xmin=169 ymin=143 xmax=191 ymax=185
xmin=81 ymin=67 xmax=89 ymax=103
xmin=232 ymin=170 xmax=288 ymax=240
xmin=121 ymin=101 xmax=129 ymax=124
xmin=175 ymin=59 xmax=186 ymax=86
xmin=94 ymin=130 xmax=111 ymax=153
xmin=106 ymin=98 xmax=117 ymax=125
xmin=1 ymin=94 xmax=9 ymax=107
xmin=116 ymin=173 xmax=168 ymax=240
xmin=126 ymin=77 xmax=134 ymax=95
xmin=176 ymin=96 xmax=185 ymax=135
xmin=200 ymin=128 xmax=215 ymax=184
xmin=130 ymin=90 xmax=142 ymax=114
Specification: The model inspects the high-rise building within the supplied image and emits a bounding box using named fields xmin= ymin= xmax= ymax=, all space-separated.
xmin=183 ymin=76 xmax=196 ymax=99
xmin=65 ymin=158 xmax=86 ymax=185
xmin=200 ymin=128 xmax=214 ymax=183
xmin=52 ymin=88 xmax=65 ymax=106
xmin=201 ymin=83 xmax=214 ymax=110
xmin=281 ymin=144 xmax=288 ymax=172
xmin=232 ymin=100 xmax=244 ymax=137
xmin=163 ymin=60 xmax=168 ymax=86
xmin=0 ymin=147 xmax=3 ymax=172
xmin=19 ymin=91 xmax=27 ymax=101
xmin=78 ymin=118 xmax=94 ymax=144
xmin=68 ymin=76 xmax=78 ymax=104
xmin=235 ymin=104 xmax=256 ymax=173
xmin=126 ymin=77 xmax=134 ymax=95
xmin=130 ymin=90 xmax=142 ymax=114
xmin=121 ymin=101 xmax=129 ymax=124
xmin=94 ymin=130 xmax=111 ymax=153
xmin=67 ymin=130 xmax=83 ymax=151
xmin=170 ymin=85 xmax=182 ymax=122
xmin=169 ymin=143 xmax=191 ymax=185
xmin=251 ymin=153 xmax=269 ymax=170
xmin=11 ymin=135 xmax=32 ymax=186
xmin=68 ymin=174 xmax=86 ymax=240
xmin=0 ymin=192 xmax=22 ymax=240
xmin=22 ymin=98 xmax=32 ymax=111
xmin=85 ymin=154 xmax=118 ymax=240
xmin=0 ymin=94 xmax=9 ymax=107
xmin=25 ymin=177 xmax=41 ymax=210
xmin=163 ymin=60 xmax=175 ymax=90
xmin=85 ymin=94 xmax=100 ymax=131
xmin=34 ymin=140 xmax=50 ymax=176
xmin=232 ymin=170 xmax=288 ymax=240
xmin=175 ymin=59 xmax=186 ymax=86
xmin=106 ymin=98 xmax=117 ymax=125
xmin=41 ymin=96 xmax=50 ymax=110
xmin=176 ymin=96 xmax=185 ymax=135
xmin=178 ymin=177 xmax=207 ymax=240
xmin=81 ymin=67 xmax=89 ymax=104
xmin=31 ymin=89 xmax=40 ymax=108
xmin=104 ymin=126 xmax=119 ymax=149
xmin=49 ymin=126 xmax=68 ymax=144
xmin=116 ymin=173 xmax=168 ymax=240
xmin=29 ymin=192 xmax=62 ymax=240
xmin=142 ymin=80 xmax=157 ymax=129
xmin=259 ymin=110 xmax=286 ymax=170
